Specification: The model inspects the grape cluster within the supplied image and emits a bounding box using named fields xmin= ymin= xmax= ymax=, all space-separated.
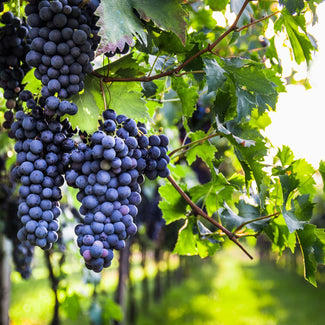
xmin=0 ymin=154 xmax=35 ymax=279
xmin=0 ymin=10 xmax=31 ymax=128
xmin=11 ymin=91 xmax=76 ymax=249
xmin=12 ymin=239 xmax=35 ymax=278
xmin=25 ymin=0 xmax=100 ymax=99
xmin=65 ymin=109 xmax=169 ymax=272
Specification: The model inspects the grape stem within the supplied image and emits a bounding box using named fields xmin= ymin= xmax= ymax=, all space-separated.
xmin=166 ymin=175 xmax=254 ymax=260
xmin=92 ymin=0 xmax=254 ymax=83
xmin=168 ymin=132 xmax=221 ymax=158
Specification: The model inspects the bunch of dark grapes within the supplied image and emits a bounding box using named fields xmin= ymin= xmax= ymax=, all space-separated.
xmin=65 ymin=108 xmax=170 ymax=272
xmin=25 ymin=0 xmax=100 ymax=99
xmin=11 ymin=90 xmax=76 ymax=250
xmin=0 ymin=154 xmax=34 ymax=279
xmin=0 ymin=11 xmax=31 ymax=129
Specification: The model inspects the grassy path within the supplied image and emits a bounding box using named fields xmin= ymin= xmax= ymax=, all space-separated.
xmin=136 ymin=249 xmax=325 ymax=325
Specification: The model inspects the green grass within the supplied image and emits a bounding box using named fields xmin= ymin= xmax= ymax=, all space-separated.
xmin=10 ymin=247 xmax=325 ymax=325
xmin=136 ymin=249 xmax=325 ymax=325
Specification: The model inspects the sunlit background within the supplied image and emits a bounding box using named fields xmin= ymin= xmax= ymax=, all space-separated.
xmin=265 ymin=4 xmax=325 ymax=168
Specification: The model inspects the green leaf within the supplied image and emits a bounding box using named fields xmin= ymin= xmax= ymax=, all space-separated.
xmin=292 ymin=159 xmax=316 ymax=196
xmin=108 ymin=82 xmax=150 ymax=122
xmin=318 ymin=160 xmax=325 ymax=192
xmin=264 ymin=217 xmax=296 ymax=255
xmin=108 ymin=53 xmax=148 ymax=78
xmin=96 ymin=0 xmax=187 ymax=55
xmin=296 ymin=224 xmax=323 ymax=287
xmin=216 ymin=57 xmax=281 ymax=120
xmin=208 ymin=0 xmax=228 ymax=11
xmin=185 ymin=130 xmax=217 ymax=167
xmin=68 ymin=83 xmax=101 ymax=134
xmin=281 ymin=10 xmax=314 ymax=64
xmin=133 ymin=0 xmax=187 ymax=45
xmin=291 ymin=194 xmax=314 ymax=222
xmin=95 ymin=0 xmax=147 ymax=55
xmin=21 ymin=68 xmax=42 ymax=94
xmin=215 ymin=117 xmax=255 ymax=148
xmin=236 ymin=200 xmax=268 ymax=232
xmin=173 ymin=218 xmax=222 ymax=257
xmin=171 ymin=77 xmax=199 ymax=117
xmin=158 ymin=182 xmax=187 ymax=224
xmin=282 ymin=207 xmax=304 ymax=233
xmin=275 ymin=145 xmax=295 ymax=167
xmin=219 ymin=202 xmax=243 ymax=232
xmin=189 ymin=172 xmax=232 ymax=216
xmin=173 ymin=218 xmax=198 ymax=255
xmin=203 ymin=58 xmax=227 ymax=94
xmin=279 ymin=0 xmax=304 ymax=14
xmin=195 ymin=236 xmax=221 ymax=258
xmin=279 ymin=174 xmax=299 ymax=204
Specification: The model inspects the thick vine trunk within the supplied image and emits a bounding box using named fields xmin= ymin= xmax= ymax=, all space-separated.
xmin=0 ymin=234 xmax=10 ymax=325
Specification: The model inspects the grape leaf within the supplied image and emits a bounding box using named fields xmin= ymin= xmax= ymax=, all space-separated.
xmin=21 ymin=69 xmax=42 ymax=95
xmin=297 ymin=224 xmax=325 ymax=287
xmin=282 ymin=208 xmax=304 ymax=233
xmin=171 ymin=77 xmax=199 ymax=117
xmin=189 ymin=172 xmax=233 ymax=216
xmin=318 ymin=160 xmax=325 ymax=193
xmin=185 ymin=130 xmax=217 ymax=167
xmin=279 ymin=0 xmax=304 ymax=14
xmin=216 ymin=57 xmax=281 ymax=120
xmin=207 ymin=0 xmax=228 ymax=11
xmin=264 ymin=217 xmax=296 ymax=255
xmin=173 ymin=218 xmax=197 ymax=255
xmin=68 ymin=75 xmax=101 ymax=134
xmin=132 ymin=0 xmax=187 ymax=45
xmin=106 ymin=82 xmax=150 ymax=122
xmin=95 ymin=0 xmax=147 ymax=55
xmin=275 ymin=11 xmax=314 ymax=64
xmin=158 ymin=182 xmax=188 ymax=224
xmin=174 ymin=217 xmax=222 ymax=257
xmin=215 ymin=117 xmax=255 ymax=148
xmin=95 ymin=0 xmax=187 ymax=55
xmin=203 ymin=58 xmax=227 ymax=94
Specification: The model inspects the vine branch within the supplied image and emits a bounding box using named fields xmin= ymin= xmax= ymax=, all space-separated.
xmin=92 ymin=0 xmax=253 ymax=83
xmin=167 ymin=175 xmax=254 ymax=260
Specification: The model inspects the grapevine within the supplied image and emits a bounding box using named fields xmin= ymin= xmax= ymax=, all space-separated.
xmin=0 ymin=0 xmax=324 ymax=290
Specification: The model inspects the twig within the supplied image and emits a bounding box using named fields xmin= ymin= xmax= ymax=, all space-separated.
xmin=167 ymin=175 xmax=254 ymax=260
xmin=234 ymin=212 xmax=281 ymax=233
xmin=92 ymin=0 xmax=253 ymax=83
xmin=168 ymin=132 xmax=221 ymax=157
xmin=173 ymin=70 xmax=205 ymax=77
xmin=235 ymin=11 xmax=280 ymax=32
xmin=100 ymin=78 xmax=107 ymax=111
